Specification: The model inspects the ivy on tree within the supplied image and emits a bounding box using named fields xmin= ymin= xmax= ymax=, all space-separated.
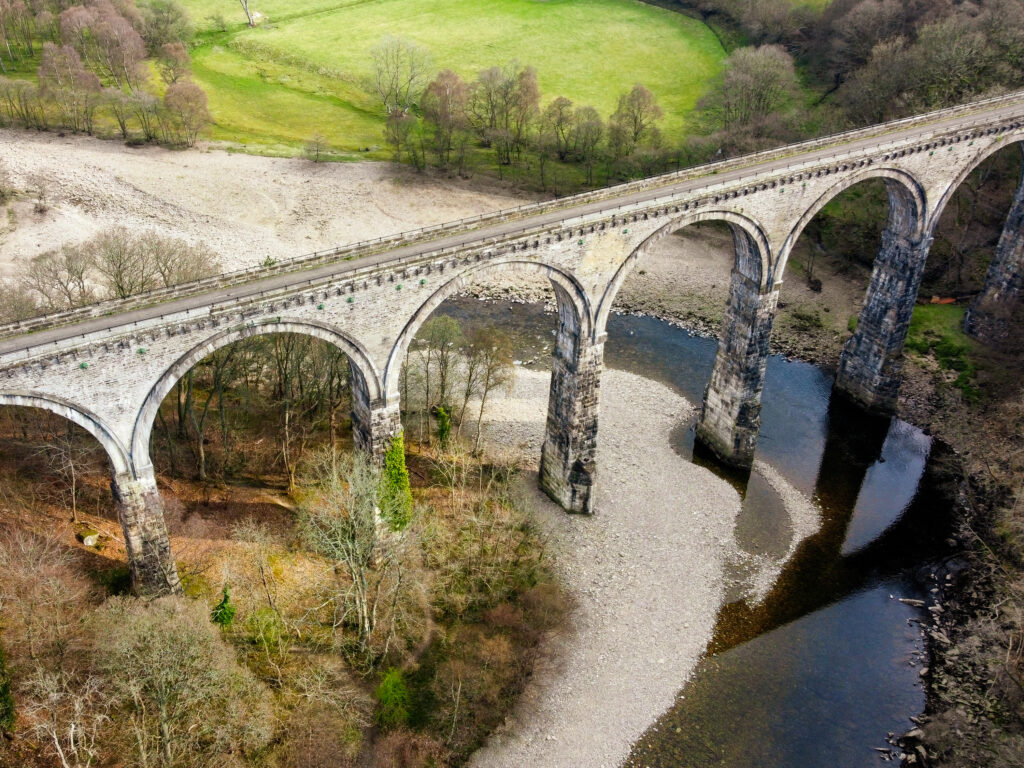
xmin=380 ymin=432 xmax=413 ymax=531
xmin=435 ymin=405 xmax=452 ymax=445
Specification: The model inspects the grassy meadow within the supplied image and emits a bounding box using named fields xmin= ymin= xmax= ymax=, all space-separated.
xmin=182 ymin=0 xmax=726 ymax=156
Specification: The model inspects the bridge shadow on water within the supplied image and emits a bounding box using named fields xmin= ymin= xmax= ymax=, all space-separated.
xmin=615 ymin=322 xmax=956 ymax=768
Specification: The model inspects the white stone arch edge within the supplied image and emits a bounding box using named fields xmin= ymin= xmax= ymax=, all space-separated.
xmin=594 ymin=209 xmax=773 ymax=335
xmin=0 ymin=392 xmax=132 ymax=477
xmin=383 ymin=259 xmax=594 ymax=401
xmin=774 ymin=167 xmax=928 ymax=285
xmin=925 ymin=131 xmax=1024 ymax=242
xmin=131 ymin=318 xmax=381 ymax=467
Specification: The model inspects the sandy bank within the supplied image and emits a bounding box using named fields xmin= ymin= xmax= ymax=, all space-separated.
xmin=0 ymin=130 xmax=529 ymax=276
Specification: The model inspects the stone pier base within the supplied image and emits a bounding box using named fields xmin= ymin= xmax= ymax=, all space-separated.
xmin=835 ymin=233 xmax=931 ymax=413
xmin=540 ymin=333 xmax=603 ymax=515
xmin=111 ymin=467 xmax=181 ymax=597
xmin=695 ymin=279 xmax=778 ymax=469
xmin=351 ymin=362 xmax=402 ymax=461
xmin=352 ymin=401 xmax=402 ymax=461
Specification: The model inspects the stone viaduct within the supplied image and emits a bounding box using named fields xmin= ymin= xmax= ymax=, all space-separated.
xmin=1 ymin=91 xmax=1022 ymax=595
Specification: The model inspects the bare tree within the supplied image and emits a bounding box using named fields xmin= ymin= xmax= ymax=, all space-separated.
xmin=370 ymin=35 xmax=431 ymax=115
xmin=92 ymin=596 xmax=273 ymax=767
xmin=299 ymin=449 xmax=411 ymax=660
xmin=0 ymin=278 xmax=38 ymax=324
xmin=36 ymin=428 xmax=99 ymax=523
xmin=37 ymin=42 xmax=101 ymax=133
xmin=89 ymin=227 xmax=157 ymax=298
xmin=541 ymin=96 xmax=574 ymax=161
xmin=422 ymin=69 xmax=468 ymax=169
xmin=419 ymin=315 xmax=463 ymax=412
xmin=304 ymin=132 xmax=327 ymax=162
xmin=20 ymin=670 xmax=109 ymax=768
xmin=0 ymin=528 xmax=91 ymax=666
xmin=25 ymin=245 xmax=94 ymax=311
xmin=155 ymin=40 xmax=190 ymax=85
xmin=467 ymin=61 xmax=539 ymax=166
xmin=570 ymin=105 xmax=604 ymax=185
xmin=699 ymin=45 xmax=799 ymax=135
xmin=471 ymin=328 xmax=514 ymax=454
xmin=128 ymin=87 xmax=161 ymax=141
xmin=610 ymin=83 xmax=662 ymax=150
xmin=0 ymin=76 xmax=46 ymax=128
xmin=141 ymin=231 xmax=220 ymax=287
xmin=237 ymin=0 xmax=255 ymax=27
xmin=231 ymin=518 xmax=282 ymax=618
xmin=163 ymin=80 xmax=210 ymax=146
xmin=103 ymin=86 xmax=134 ymax=137
xmin=384 ymin=106 xmax=416 ymax=162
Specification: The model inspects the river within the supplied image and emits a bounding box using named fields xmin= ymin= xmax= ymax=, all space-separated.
xmin=438 ymin=298 xmax=953 ymax=767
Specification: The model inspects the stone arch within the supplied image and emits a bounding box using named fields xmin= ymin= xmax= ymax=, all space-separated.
xmin=594 ymin=210 xmax=772 ymax=335
xmin=0 ymin=392 xmax=131 ymax=476
xmin=383 ymin=259 xmax=593 ymax=400
xmin=775 ymin=167 xmax=927 ymax=283
xmin=131 ymin=318 xmax=381 ymax=465
xmin=926 ymin=135 xmax=1024 ymax=240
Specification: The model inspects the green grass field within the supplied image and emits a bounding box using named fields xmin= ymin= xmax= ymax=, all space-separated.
xmin=906 ymin=304 xmax=980 ymax=401
xmin=182 ymin=0 xmax=726 ymax=156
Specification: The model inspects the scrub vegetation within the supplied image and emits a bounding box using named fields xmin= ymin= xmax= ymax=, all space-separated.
xmin=0 ymin=314 xmax=564 ymax=767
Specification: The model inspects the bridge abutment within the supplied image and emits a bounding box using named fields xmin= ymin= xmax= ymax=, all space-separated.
xmin=964 ymin=161 xmax=1024 ymax=345
xmin=695 ymin=278 xmax=778 ymax=469
xmin=835 ymin=233 xmax=932 ymax=413
xmin=540 ymin=328 xmax=603 ymax=515
xmin=111 ymin=466 xmax=182 ymax=597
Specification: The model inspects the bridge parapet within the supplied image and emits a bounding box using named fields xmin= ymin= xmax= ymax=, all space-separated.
xmin=2 ymin=93 xmax=1022 ymax=343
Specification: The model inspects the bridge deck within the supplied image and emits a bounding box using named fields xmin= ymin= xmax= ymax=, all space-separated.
xmin=2 ymin=90 xmax=1024 ymax=359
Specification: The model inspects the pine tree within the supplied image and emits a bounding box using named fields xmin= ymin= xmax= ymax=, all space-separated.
xmin=210 ymin=585 xmax=237 ymax=629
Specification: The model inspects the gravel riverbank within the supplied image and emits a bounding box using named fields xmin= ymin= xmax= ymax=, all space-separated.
xmin=470 ymin=368 xmax=819 ymax=768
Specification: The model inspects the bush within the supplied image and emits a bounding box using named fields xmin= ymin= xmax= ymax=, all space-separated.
xmin=374 ymin=668 xmax=410 ymax=729
xmin=371 ymin=728 xmax=446 ymax=768
xmin=92 ymin=596 xmax=273 ymax=765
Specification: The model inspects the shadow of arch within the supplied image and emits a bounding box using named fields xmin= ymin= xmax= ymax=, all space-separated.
xmin=131 ymin=318 xmax=381 ymax=466
xmin=926 ymin=134 xmax=1024 ymax=240
xmin=383 ymin=259 xmax=593 ymax=400
xmin=594 ymin=210 xmax=772 ymax=335
xmin=774 ymin=167 xmax=927 ymax=284
xmin=0 ymin=392 xmax=131 ymax=477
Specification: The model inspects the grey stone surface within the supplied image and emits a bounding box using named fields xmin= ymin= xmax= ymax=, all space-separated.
xmin=111 ymin=467 xmax=182 ymax=596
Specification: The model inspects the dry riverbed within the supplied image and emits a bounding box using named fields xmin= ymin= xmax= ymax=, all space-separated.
xmin=471 ymin=368 xmax=819 ymax=768
xmin=0 ymin=130 xmax=529 ymax=275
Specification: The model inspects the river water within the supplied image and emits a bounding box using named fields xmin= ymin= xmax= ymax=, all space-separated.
xmin=438 ymin=299 xmax=954 ymax=768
